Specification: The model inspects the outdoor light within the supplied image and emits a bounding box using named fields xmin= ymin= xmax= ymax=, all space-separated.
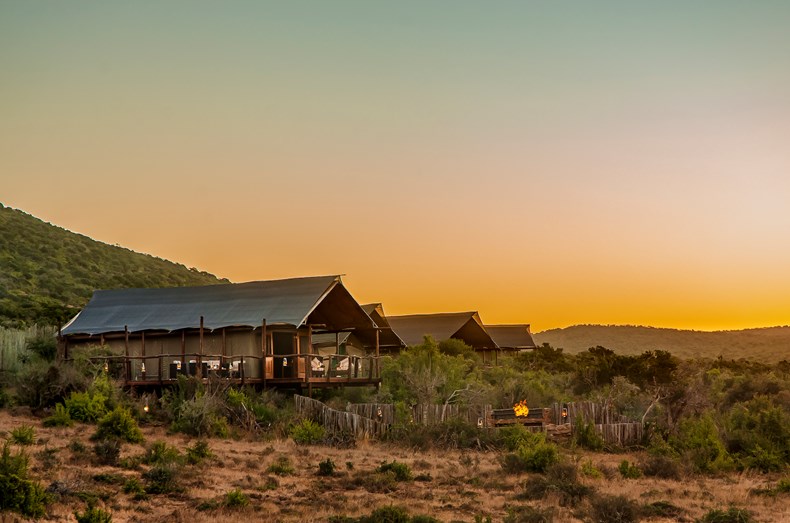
xmin=143 ymin=398 xmax=149 ymax=413
xmin=103 ymin=361 xmax=109 ymax=373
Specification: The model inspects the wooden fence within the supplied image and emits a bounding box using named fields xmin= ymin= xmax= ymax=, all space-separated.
xmin=551 ymin=401 xmax=644 ymax=447
xmin=294 ymin=395 xmax=388 ymax=439
xmin=410 ymin=403 xmax=492 ymax=426
xmin=347 ymin=403 xmax=395 ymax=425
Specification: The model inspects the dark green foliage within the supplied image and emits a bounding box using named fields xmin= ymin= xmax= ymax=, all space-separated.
xmin=777 ymin=477 xmax=790 ymax=493
xmin=376 ymin=460 xmax=413 ymax=481
xmin=74 ymin=503 xmax=112 ymax=523
xmin=44 ymin=403 xmax=74 ymax=427
xmin=573 ymin=419 xmax=604 ymax=451
xmin=93 ymin=407 xmax=144 ymax=443
xmin=724 ymin=396 xmax=790 ymax=472
xmin=361 ymin=505 xmax=410 ymax=523
xmin=618 ymin=460 xmax=642 ymax=479
xmin=0 ymin=441 xmax=48 ymax=518
xmin=142 ymin=441 xmax=182 ymax=466
xmin=142 ymin=464 xmax=181 ymax=494
xmin=0 ymin=205 xmax=225 ymax=327
xmin=186 ymin=440 xmax=212 ymax=465
xmin=588 ymin=494 xmax=640 ymax=523
xmin=10 ymin=424 xmax=36 ymax=445
xmin=122 ymin=477 xmax=147 ymax=499
xmin=93 ymin=438 xmax=121 ymax=466
xmin=66 ymin=391 xmax=108 ymax=423
xmin=519 ymin=463 xmax=593 ymax=507
xmin=224 ymin=488 xmax=249 ymax=508
xmin=318 ymin=458 xmax=336 ymax=476
xmin=500 ymin=431 xmax=560 ymax=474
xmin=290 ymin=418 xmax=325 ymax=444
xmin=25 ymin=333 xmax=57 ymax=361
xmin=165 ymin=380 xmax=229 ymax=438
xmin=503 ymin=505 xmax=554 ymax=523
xmin=388 ymin=417 xmax=499 ymax=450
xmin=672 ymin=413 xmax=734 ymax=473
xmin=697 ymin=507 xmax=753 ymax=523
xmin=437 ymin=338 xmax=477 ymax=360
xmin=14 ymin=360 xmax=88 ymax=408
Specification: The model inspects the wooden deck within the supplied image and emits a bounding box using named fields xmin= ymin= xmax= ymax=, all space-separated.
xmin=86 ymin=352 xmax=382 ymax=391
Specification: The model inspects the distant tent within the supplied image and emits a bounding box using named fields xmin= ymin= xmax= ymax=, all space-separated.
xmin=485 ymin=324 xmax=537 ymax=351
xmin=387 ymin=311 xmax=497 ymax=351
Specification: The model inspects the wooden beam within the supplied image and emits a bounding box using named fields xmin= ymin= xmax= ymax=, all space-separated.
xmin=198 ymin=316 xmax=204 ymax=380
xmin=262 ymin=319 xmax=267 ymax=387
xmin=124 ymin=326 xmax=130 ymax=382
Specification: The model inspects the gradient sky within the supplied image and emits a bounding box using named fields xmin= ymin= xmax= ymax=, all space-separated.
xmin=2 ymin=1 xmax=790 ymax=331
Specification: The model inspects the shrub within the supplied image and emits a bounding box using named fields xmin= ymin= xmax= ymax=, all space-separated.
xmin=74 ymin=503 xmax=112 ymax=523
xmin=777 ymin=476 xmax=790 ymax=494
xmin=142 ymin=464 xmax=181 ymax=494
xmin=93 ymin=438 xmax=121 ymax=466
xmin=143 ymin=441 xmax=182 ymax=466
xmin=224 ymin=488 xmax=249 ymax=508
xmin=318 ymin=458 xmax=336 ymax=476
xmin=0 ymin=441 xmax=48 ymax=518
xmin=66 ymin=391 xmax=108 ymax=423
xmin=588 ymin=494 xmax=640 ymax=523
xmin=93 ymin=407 xmax=144 ymax=443
xmin=725 ymin=397 xmax=790 ymax=472
xmin=14 ymin=360 xmax=88 ymax=408
xmin=10 ymin=425 xmax=36 ymax=446
xmin=697 ymin=507 xmax=753 ymax=523
xmin=500 ymin=432 xmax=560 ymax=474
xmin=580 ymin=459 xmax=603 ymax=479
xmin=618 ymin=460 xmax=642 ymax=479
xmin=640 ymin=454 xmax=681 ymax=479
xmin=573 ymin=419 xmax=604 ymax=451
xmin=290 ymin=419 xmax=325 ymax=445
xmin=519 ymin=463 xmax=593 ymax=508
xmin=44 ymin=403 xmax=74 ymax=427
xmin=642 ymin=500 xmax=684 ymax=519
xmin=672 ymin=413 xmax=734 ymax=474
xmin=267 ymin=455 xmax=294 ymax=476
xmin=122 ymin=477 xmax=146 ymax=497
xmin=186 ymin=440 xmax=212 ymax=465
xmin=361 ymin=505 xmax=410 ymax=523
xmin=171 ymin=394 xmax=228 ymax=438
xmin=376 ymin=460 xmax=413 ymax=481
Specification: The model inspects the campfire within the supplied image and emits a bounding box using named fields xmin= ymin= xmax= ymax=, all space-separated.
xmin=513 ymin=399 xmax=529 ymax=417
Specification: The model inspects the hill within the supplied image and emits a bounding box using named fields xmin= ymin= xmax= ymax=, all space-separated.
xmin=0 ymin=204 xmax=226 ymax=326
xmin=534 ymin=324 xmax=790 ymax=363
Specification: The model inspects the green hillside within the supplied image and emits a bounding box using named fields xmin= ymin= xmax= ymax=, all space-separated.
xmin=0 ymin=204 xmax=227 ymax=327
xmin=535 ymin=324 xmax=790 ymax=363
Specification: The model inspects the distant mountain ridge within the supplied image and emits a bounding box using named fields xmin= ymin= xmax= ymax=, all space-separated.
xmin=534 ymin=324 xmax=790 ymax=363
xmin=0 ymin=204 xmax=227 ymax=326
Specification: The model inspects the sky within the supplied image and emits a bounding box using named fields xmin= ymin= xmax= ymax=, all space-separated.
xmin=2 ymin=1 xmax=790 ymax=332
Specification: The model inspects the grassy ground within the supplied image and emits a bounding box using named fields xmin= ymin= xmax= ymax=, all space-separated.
xmin=1 ymin=409 xmax=787 ymax=523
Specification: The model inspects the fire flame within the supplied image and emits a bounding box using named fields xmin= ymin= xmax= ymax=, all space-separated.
xmin=513 ymin=399 xmax=529 ymax=417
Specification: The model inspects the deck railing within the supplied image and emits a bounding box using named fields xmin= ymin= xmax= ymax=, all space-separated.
xmin=79 ymin=352 xmax=381 ymax=386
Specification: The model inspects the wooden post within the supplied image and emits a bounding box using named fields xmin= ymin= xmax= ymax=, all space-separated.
xmin=222 ymin=328 xmax=226 ymax=357
xmin=124 ymin=326 xmax=130 ymax=382
xmin=262 ymin=319 xmax=267 ymax=387
xmin=141 ymin=332 xmax=146 ymax=381
xmin=198 ymin=316 xmax=204 ymax=380
xmin=375 ymin=329 xmax=380 ymax=379
xmin=181 ymin=330 xmax=186 ymax=364
xmin=240 ymin=355 xmax=245 ymax=385
xmin=100 ymin=334 xmax=105 ymax=347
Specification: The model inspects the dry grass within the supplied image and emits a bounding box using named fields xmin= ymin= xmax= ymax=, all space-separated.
xmin=1 ymin=409 xmax=788 ymax=522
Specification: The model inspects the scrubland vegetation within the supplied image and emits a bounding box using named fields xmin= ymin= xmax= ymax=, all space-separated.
xmin=0 ymin=333 xmax=788 ymax=522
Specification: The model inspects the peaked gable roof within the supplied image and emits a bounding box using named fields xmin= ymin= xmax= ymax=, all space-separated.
xmin=387 ymin=311 xmax=497 ymax=350
xmin=62 ymin=275 xmax=373 ymax=336
xmin=485 ymin=324 xmax=537 ymax=350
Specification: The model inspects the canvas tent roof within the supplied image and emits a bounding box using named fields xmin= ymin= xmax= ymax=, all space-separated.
xmin=360 ymin=303 xmax=406 ymax=349
xmin=61 ymin=275 xmax=374 ymax=336
xmin=387 ymin=311 xmax=498 ymax=350
xmin=485 ymin=324 xmax=536 ymax=350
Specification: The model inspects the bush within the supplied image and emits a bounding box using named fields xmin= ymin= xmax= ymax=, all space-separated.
xmin=290 ymin=419 xmax=325 ymax=445
xmin=44 ymin=403 xmax=74 ymax=427
xmin=171 ymin=394 xmax=228 ymax=438
xmin=74 ymin=503 xmax=113 ymax=523
xmin=318 ymin=458 xmax=336 ymax=476
xmin=588 ymin=494 xmax=640 ymax=523
xmin=0 ymin=441 xmax=48 ymax=518
xmin=573 ymin=419 xmax=604 ymax=451
xmin=267 ymin=455 xmax=294 ymax=476
xmin=672 ymin=413 xmax=734 ymax=474
xmin=640 ymin=454 xmax=681 ymax=479
xmin=186 ymin=440 xmax=212 ymax=465
xmin=10 ymin=425 xmax=36 ymax=445
xmin=580 ymin=459 xmax=603 ymax=479
xmin=143 ymin=441 xmax=182 ymax=466
xmin=642 ymin=500 xmax=684 ymax=519
xmin=376 ymin=460 xmax=413 ymax=481
xmin=618 ymin=460 xmax=642 ymax=479
xmin=224 ymin=488 xmax=249 ymax=508
xmin=697 ymin=507 xmax=753 ymax=523
xmin=66 ymin=391 xmax=108 ymax=423
xmin=122 ymin=477 xmax=146 ymax=498
xmin=93 ymin=438 xmax=121 ymax=466
xmin=777 ymin=476 xmax=790 ymax=494
xmin=142 ymin=464 xmax=181 ymax=494
xmin=519 ymin=463 xmax=593 ymax=508
xmin=15 ymin=360 xmax=88 ymax=408
xmin=93 ymin=407 xmax=144 ymax=443
xmin=361 ymin=505 xmax=410 ymax=523
xmin=500 ymin=432 xmax=560 ymax=474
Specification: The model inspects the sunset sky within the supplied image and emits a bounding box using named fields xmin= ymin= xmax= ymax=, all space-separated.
xmin=2 ymin=2 xmax=789 ymax=332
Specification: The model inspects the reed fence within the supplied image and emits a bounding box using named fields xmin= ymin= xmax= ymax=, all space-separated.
xmin=294 ymin=395 xmax=388 ymax=439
